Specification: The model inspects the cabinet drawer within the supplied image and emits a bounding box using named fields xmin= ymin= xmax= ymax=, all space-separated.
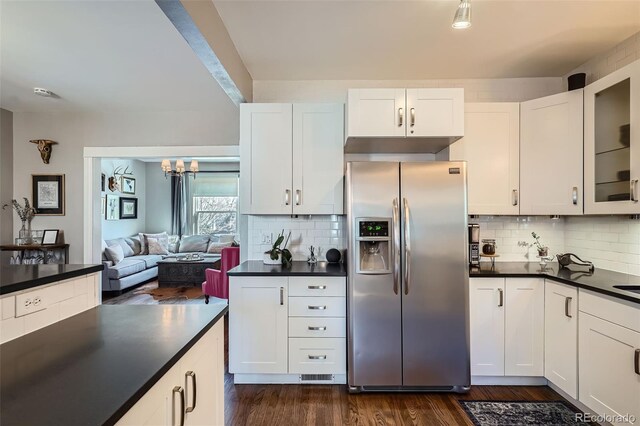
xmin=288 ymin=297 xmax=346 ymax=317
xmin=288 ymin=277 xmax=346 ymax=297
xmin=288 ymin=338 xmax=346 ymax=374
xmin=289 ymin=317 xmax=346 ymax=338
xmin=579 ymin=289 xmax=640 ymax=332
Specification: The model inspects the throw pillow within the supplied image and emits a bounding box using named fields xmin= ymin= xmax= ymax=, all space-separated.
xmin=147 ymin=237 xmax=169 ymax=255
xmin=139 ymin=232 xmax=169 ymax=254
xmin=125 ymin=236 xmax=142 ymax=255
xmin=217 ymin=234 xmax=236 ymax=243
xmin=105 ymin=238 xmax=134 ymax=258
xmin=207 ymin=241 xmax=232 ymax=254
xmin=178 ymin=235 xmax=210 ymax=253
xmin=105 ymin=244 xmax=125 ymax=265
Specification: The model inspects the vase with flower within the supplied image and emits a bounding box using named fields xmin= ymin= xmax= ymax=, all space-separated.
xmin=3 ymin=198 xmax=37 ymax=245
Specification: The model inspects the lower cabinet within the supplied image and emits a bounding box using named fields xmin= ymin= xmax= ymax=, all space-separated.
xmin=229 ymin=275 xmax=346 ymax=383
xmin=116 ymin=320 xmax=225 ymax=426
xmin=469 ymin=277 xmax=544 ymax=377
xmin=544 ymin=280 xmax=578 ymax=399
xmin=578 ymin=290 xmax=640 ymax=426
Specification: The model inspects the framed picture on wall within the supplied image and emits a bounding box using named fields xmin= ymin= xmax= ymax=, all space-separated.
xmin=41 ymin=229 xmax=59 ymax=245
xmin=106 ymin=194 xmax=119 ymax=220
xmin=119 ymin=197 xmax=137 ymax=219
xmin=32 ymin=174 xmax=65 ymax=215
xmin=121 ymin=176 xmax=136 ymax=194
xmin=101 ymin=173 xmax=106 ymax=192
xmin=101 ymin=196 xmax=106 ymax=217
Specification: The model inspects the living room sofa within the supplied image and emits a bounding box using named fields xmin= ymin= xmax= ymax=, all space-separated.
xmin=102 ymin=233 xmax=236 ymax=293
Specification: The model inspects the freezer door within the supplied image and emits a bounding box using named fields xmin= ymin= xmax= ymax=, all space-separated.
xmin=347 ymin=162 xmax=403 ymax=386
xmin=400 ymin=161 xmax=470 ymax=387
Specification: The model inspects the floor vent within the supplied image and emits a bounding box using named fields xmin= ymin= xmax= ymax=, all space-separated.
xmin=299 ymin=374 xmax=334 ymax=384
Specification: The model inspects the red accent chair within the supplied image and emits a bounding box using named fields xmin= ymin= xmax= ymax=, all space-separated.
xmin=202 ymin=246 xmax=240 ymax=304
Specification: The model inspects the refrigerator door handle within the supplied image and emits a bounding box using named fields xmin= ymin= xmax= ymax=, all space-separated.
xmin=392 ymin=198 xmax=400 ymax=295
xmin=403 ymin=197 xmax=411 ymax=295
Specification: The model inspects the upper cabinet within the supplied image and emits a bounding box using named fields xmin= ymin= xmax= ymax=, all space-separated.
xmin=584 ymin=60 xmax=640 ymax=214
xmin=450 ymin=103 xmax=520 ymax=215
xmin=347 ymin=89 xmax=406 ymax=137
xmin=520 ymin=90 xmax=584 ymax=215
xmin=405 ymin=89 xmax=464 ymax=137
xmin=240 ymin=103 xmax=344 ymax=215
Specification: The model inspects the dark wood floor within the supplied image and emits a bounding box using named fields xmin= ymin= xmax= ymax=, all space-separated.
xmin=104 ymin=293 xmax=578 ymax=425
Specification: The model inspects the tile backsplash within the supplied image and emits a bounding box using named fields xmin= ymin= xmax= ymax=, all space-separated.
xmin=247 ymin=215 xmax=347 ymax=261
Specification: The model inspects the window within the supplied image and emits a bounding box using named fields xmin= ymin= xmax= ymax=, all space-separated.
xmin=189 ymin=173 xmax=239 ymax=236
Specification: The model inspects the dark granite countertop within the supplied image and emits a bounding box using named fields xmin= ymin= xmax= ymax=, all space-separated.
xmin=228 ymin=260 xmax=347 ymax=277
xmin=0 ymin=264 xmax=104 ymax=295
xmin=0 ymin=304 xmax=228 ymax=426
xmin=470 ymin=262 xmax=640 ymax=304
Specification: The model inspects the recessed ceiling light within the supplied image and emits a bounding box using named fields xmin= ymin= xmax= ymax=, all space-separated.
xmin=452 ymin=0 xmax=471 ymax=29
xmin=34 ymin=87 xmax=55 ymax=97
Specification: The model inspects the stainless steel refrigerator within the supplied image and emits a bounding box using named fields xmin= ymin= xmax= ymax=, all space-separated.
xmin=346 ymin=161 xmax=470 ymax=392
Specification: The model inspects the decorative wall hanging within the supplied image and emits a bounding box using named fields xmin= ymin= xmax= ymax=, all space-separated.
xmin=29 ymin=139 xmax=58 ymax=164
xmin=101 ymin=174 xmax=106 ymax=192
xmin=108 ymin=165 xmax=133 ymax=192
xmin=32 ymin=174 xmax=65 ymax=215
xmin=106 ymin=194 xmax=119 ymax=220
xmin=119 ymin=197 xmax=138 ymax=219
xmin=121 ymin=176 xmax=136 ymax=194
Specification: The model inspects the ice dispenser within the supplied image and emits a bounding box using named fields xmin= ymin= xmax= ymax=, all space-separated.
xmin=355 ymin=218 xmax=392 ymax=274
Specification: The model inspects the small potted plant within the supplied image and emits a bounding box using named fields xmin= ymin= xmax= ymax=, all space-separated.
xmin=264 ymin=230 xmax=293 ymax=268
xmin=531 ymin=232 xmax=548 ymax=257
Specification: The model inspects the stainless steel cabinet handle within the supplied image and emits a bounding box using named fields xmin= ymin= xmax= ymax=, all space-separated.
xmin=172 ymin=386 xmax=185 ymax=426
xmin=512 ymin=189 xmax=519 ymax=206
xmin=280 ymin=287 xmax=284 ymax=305
xmin=284 ymin=189 xmax=291 ymax=206
xmin=308 ymin=305 xmax=326 ymax=310
xmin=308 ymin=285 xmax=326 ymax=290
xmin=565 ymin=297 xmax=572 ymax=318
xmin=410 ymin=108 xmax=415 ymax=127
xmin=308 ymin=355 xmax=327 ymax=360
xmin=635 ymin=349 xmax=640 ymax=375
xmin=308 ymin=326 xmax=327 ymax=331
xmin=498 ymin=288 xmax=503 ymax=307
xmin=403 ymin=198 xmax=411 ymax=295
xmin=295 ymin=189 xmax=301 ymax=206
xmin=392 ymin=198 xmax=400 ymax=295
xmin=572 ymin=187 xmax=579 ymax=205
xmin=398 ymin=108 xmax=404 ymax=127
xmin=632 ymin=179 xmax=639 ymax=202
xmin=185 ymin=371 xmax=196 ymax=413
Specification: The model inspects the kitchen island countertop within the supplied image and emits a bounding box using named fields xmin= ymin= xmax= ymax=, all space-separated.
xmin=0 ymin=264 xmax=104 ymax=295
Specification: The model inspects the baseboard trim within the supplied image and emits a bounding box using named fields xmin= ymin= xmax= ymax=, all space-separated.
xmin=233 ymin=373 xmax=347 ymax=385
xmin=471 ymin=376 xmax=548 ymax=386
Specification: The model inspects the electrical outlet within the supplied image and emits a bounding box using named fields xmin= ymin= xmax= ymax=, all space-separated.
xmin=261 ymin=233 xmax=272 ymax=245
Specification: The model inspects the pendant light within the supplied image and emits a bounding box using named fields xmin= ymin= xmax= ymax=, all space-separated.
xmin=452 ymin=0 xmax=471 ymax=29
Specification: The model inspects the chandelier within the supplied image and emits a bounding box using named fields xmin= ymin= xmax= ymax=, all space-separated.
xmin=161 ymin=159 xmax=199 ymax=179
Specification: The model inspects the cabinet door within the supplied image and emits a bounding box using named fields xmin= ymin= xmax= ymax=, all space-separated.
xmin=544 ymin=280 xmax=578 ymax=398
xmin=584 ymin=60 xmax=640 ymax=214
xmin=406 ymin=88 xmax=464 ymax=137
xmin=505 ymin=278 xmax=544 ymax=376
xmin=450 ymin=103 xmax=520 ymax=215
xmin=347 ymin=89 xmax=406 ymax=137
xmin=229 ymin=276 xmax=288 ymax=374
xmin=240 ymin=103 xmax=293 ymax=214
xmin=579 ymin=312 xmax=640 ymax=425
xmin=469 ymin=278 xmax=505 ymax=376
xmin=292 ymin=104 xmax=344 ymax=215
xmin=521 ymin=90 xmax=584 ymax=215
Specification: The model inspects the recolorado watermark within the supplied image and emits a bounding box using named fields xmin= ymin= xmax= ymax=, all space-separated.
xmin=575 ymin=413 xmax=636 ymax=424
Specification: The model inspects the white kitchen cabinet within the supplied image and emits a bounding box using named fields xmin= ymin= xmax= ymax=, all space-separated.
xmin=450 ymin=103 xmax=520 ymax=215
xmin=469 ymin=278 xmax=505 ymax=376
xmin=405 ymin=88 xmax=464 ymax=138
xmin=240 ymin=103 xmax=344 ymax=215
xmin=505 ymin=278 xmax=545 ymax=376
xmin=584 ymin=59 xmax=640 ymax=214
xmin=292 ymin=103 xmax=344 ymax=215
xmin=229 ymin=276 xmax=288 ymax=374
xmin=579 ymin=289 xmax=640 ymax=425
xmin=347 ymin=88 xmax=463 ymax=139
xmin=521 ymin=90 xmax=584 ymax=215
xmin=544 ymin=280 xmax=578 ymax=399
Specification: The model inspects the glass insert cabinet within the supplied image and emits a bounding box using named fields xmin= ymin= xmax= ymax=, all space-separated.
xmin=584 ymin=60 xmax=640 ymax=214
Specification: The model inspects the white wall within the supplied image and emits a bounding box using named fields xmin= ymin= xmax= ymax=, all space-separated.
xmin=12 ymin=110 xmax=238 ymax=262
xmin=101 ymin=158 xmax=146 ymax=241
xmin=1 ymin=109 xmax=13 ymax=250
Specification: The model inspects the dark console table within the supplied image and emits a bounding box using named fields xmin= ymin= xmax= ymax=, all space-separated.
xmin=157 ymin=257 xmax=221 ymax=287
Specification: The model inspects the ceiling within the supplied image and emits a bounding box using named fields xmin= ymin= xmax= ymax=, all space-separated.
xmin=0 ymin=0 xmax=236 ymax=112
xmin=214 ymin=0 xmax=640 ymax=80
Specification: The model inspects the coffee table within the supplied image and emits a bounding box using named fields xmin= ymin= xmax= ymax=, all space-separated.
xmin=157 ymin=256 xmax=221 ymax=287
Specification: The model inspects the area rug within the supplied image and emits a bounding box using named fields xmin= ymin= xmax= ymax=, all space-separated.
xmin=135 ymin=286 xmax=203 ymax=301
xmin=458 ymin=401 xmax=590 ymax=426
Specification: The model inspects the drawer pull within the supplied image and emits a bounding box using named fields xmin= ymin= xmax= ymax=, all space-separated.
xmin=172 ymin=386 xmax=185 ymax=426
xmin=564 ymin=297 xmax=572 ymax=318
xmin=635 ymin=349 xmax=640 ymax=375
xmin=308 ymin=285 xmax=327 ymax=290
xmin=308 ymin=355 xmax=327 ymax=360
xmin=308 ymin=326 xmax=327 ymax=331
xmin=185 ymin=371 xmax=196 ymax=413
xmin=308 ymin=305 xmax=327 ymax=310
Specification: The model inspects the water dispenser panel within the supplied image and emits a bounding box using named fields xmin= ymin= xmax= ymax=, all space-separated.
xmin=359 ymin=221 xmax=389 ymax=238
